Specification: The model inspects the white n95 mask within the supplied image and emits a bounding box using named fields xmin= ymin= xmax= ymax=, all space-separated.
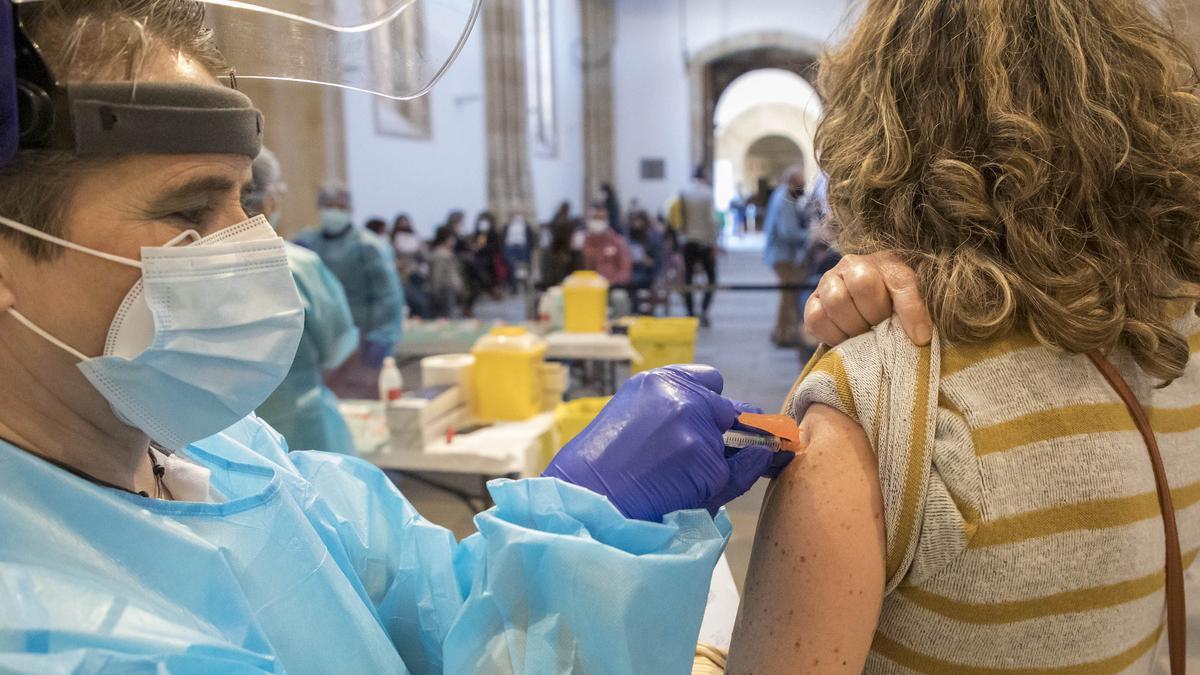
xmin=1 ymin=214 xmax=304 ymax=450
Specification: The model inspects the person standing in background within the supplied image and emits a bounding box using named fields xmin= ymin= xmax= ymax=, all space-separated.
xmin=295 ymin=187 xmax=405 ymax=399
xmin=763 ymin=165 xmax=815 ymax=347
xmin=600 ymin=182 xmax=622 ymax=235
xmin=669 ymin=165 xmax=720 ymax=327
xmin=748 ymin=177 xmax=773 ymax=232
xmin=247 ymin=151 xmax=359 ymax=453
xmin=503 ymin=213 xmax=534 ymax=291
xmin=795 ymin=172 xmax=840 ymax=359
xmin=583 ymin=205 xmax=632 ymax=286
xmin=728 ymin=188 xmax=748 ymax=237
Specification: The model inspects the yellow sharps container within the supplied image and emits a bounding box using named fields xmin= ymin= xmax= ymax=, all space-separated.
xmin=471 ymin=326 xmax=547 ymax=422
xmin=629 ymin=317 xmax=700 ymax=372
xmin=562 ymin=271 xmax=609 ymax=333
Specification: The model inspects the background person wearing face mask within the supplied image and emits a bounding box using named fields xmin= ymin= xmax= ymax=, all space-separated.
xmin=296 ymin=186 xmax=406 ymax=399
xmin=471 ymin=210 xmax=508 ymax=299
xmin=246 ymin=149 xmax=359 ymax=455
xmin=583 ymin=205 xmax=632 ymax=286
xmin=668 ymin=165 xmax=720 ymax=327
xmin=762 ymin=164 xmax=817 ymax=348
xmin=391 ymin=213 xmax=435 ymax=320
xmin=502 ymin=212 xmax=533 ymax=292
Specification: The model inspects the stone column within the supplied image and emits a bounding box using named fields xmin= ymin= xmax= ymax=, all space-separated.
xmin=483 ymin=0 xmax=536 ymax=221
xmin=239 ymin=80 xmax=348 ymax=239
xmin=580 ymin=0 xmax=616 ymax=207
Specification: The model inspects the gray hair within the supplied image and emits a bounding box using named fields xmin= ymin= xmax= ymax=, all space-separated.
xmin=245 ymin=147 xmax=285 ymax=216
xmin=318 ymin=185 xmax=351 ymax=210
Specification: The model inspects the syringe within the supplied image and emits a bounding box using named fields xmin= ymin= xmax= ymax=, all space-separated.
xmin=724 ymin=413 xmax=806 ymax=454
xmin=723 ymin=429 xmax=785 ymax=452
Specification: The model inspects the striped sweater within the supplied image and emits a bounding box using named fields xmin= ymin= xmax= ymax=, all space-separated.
xmin=787 ymin=312 xmax=1200 ymax=674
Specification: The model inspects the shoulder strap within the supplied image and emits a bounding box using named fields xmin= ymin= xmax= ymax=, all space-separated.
xmin=1087 ymin=351 xmax=1186 ymax=674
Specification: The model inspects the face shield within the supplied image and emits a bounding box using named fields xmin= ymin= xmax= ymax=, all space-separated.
xmin=200 ymin=0 xmax=483 ymax=101
xmin=3 ymin=0 xmax=481 ymax=164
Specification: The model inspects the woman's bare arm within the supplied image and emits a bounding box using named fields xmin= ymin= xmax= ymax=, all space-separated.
xmin=726 ymin=403 xmax=887 ymax=674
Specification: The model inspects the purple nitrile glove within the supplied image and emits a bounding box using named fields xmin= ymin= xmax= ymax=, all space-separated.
xmin=544 ymin=365 xmax=791 ymax=522
xmin=701 ymin=399 xmax=796 ymax=515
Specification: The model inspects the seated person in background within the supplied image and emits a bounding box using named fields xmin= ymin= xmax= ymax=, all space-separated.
xmin=541 ymin=206 xmax=583 ymax=288
xmin=628 ymin=210 xmax=665 ymax=312
xmin=725 ymin=0 xmax=1200 ymax=671
xmin=428 ymin=227 xmax=466 ymax=319
xmin=365 ymin=217 xmax=388 ymax=238
xmin=503 ymin=213 xmax=534 ymax=291
xmin=475 ymin=212 xmax=510 ymax=299
xmin=582 ymin=205 xmax=632 ymax=286
xmin=391 ymin=214 xmax=433 ymax=320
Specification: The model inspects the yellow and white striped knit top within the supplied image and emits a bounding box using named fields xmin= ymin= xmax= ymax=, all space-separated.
xmin=787 ymin=312 xmax=1200 ymax=674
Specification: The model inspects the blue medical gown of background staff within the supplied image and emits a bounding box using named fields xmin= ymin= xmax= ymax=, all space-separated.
xmin=256 ymin=243 xmax=360 ymax=454
xmin=0 ymin=416 xmax=730 ymax=674
xmin=297 ymin=227 xmax=405 ymax=353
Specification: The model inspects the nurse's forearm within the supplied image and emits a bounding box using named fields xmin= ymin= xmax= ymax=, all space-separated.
xmin=443 ymin=477 xmax=728 ymax=675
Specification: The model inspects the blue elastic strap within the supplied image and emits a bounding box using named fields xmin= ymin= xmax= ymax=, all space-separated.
xmin=0 ymin=0 xmax=17 ymax=167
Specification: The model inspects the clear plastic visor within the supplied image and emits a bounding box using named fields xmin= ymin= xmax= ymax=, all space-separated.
xmin=14 ymin=0 xmax=483 ymax=101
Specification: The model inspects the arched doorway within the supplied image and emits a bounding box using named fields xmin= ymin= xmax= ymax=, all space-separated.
xmin=712 ymin=68 xmax=820 ymax=216
xmin=711 ymin=68 xmax=821 ymax=239
xmin=744 ymin=135 xmax=804 ymax=197
xmin=687 ymin=31 xmax=821 ymax=171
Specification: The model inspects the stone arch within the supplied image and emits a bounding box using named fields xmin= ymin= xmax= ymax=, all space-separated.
xmin=688 ymin=31 xmax=822 ymax=171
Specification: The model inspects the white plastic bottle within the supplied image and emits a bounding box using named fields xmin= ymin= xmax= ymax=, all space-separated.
xmin=379 ymin=356 xmax=405 ymax=403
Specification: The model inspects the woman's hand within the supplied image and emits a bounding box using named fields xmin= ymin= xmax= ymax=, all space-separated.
xmin=804 ymin=252 xmax=933 ymax=346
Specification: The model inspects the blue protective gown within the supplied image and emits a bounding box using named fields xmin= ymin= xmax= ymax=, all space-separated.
xmin=256 ymin=243 xmax=360 ymax=454
xmin=0 ymin=416 xmax=730 ymax=674
xmin=296 ymin=227 xmax=405 ymax=352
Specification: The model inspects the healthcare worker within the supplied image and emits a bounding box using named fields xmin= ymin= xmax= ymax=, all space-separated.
xmin=248 ymin=149 xmax=361 ymax=454
xmin=295 ymin=185 xmax=407 ymax=400
xmin=0 ymin=2 xmax=793 ymax=673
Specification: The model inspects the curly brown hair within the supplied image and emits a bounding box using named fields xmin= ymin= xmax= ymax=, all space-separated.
xmin=816 ymin=0 xmax=1200 ymax=381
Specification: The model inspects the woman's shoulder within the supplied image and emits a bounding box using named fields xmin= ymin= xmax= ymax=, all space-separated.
xmin=789 ymin=320 xmax=972 ymax=591
xmin=788 ymin=319 xmax=934 ymax=428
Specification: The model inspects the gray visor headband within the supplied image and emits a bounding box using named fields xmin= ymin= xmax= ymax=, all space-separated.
xmin=66 ymin=82 xmax=263 ymax=158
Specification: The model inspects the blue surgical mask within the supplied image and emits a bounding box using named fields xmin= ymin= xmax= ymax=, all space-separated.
xmin=319 ymin=208 xmax=353 ymax=234
xmin=2 ymin=215 xmax=304 ymax=450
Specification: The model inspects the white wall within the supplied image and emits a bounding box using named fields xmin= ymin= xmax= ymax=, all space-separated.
xmin=342 ymin=27 xmax=488 ymax=238
xmin=612 ymin=0 xmax=852 ymax=213
xmin=529 ymin=0 xmax=586 ymax=223
xmin=342 ymin=4 xmax=585 ymax=236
